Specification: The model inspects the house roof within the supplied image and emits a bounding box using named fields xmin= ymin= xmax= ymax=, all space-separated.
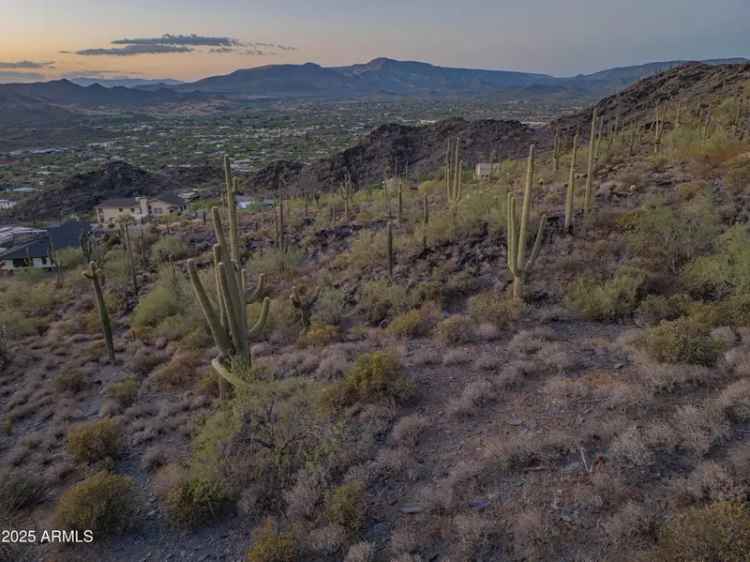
xmin=0 ymin=220 xmax=89 ymax=261
xmin=96 ymin=198 xmax=138 ymax=209
xmin=95 ymin=193 xmax=185 ymax=209
xmin=151 ymin=192 xmax=184 ymax=206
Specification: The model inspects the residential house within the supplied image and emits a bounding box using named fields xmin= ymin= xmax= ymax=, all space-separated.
xmin=474 ymin=163 xmax=503 ymax=181
xmin=0 ymin=221 xmax=90 ymax=273
xmin=95 ymin=193 xmax=186 ymax=226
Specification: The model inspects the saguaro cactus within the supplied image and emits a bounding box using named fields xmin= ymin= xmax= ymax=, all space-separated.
xmin=552 ymin=127 xmax=561 ymax=173
xmin=506 ymin=145 xmax=547 ymax=302
xmin=119 ymin=222 xmax=138 ymax=294
xmin=339 ymin=173 xmax=354 ymax=221
xmin=584 ymin=108 xmax=598 ymax=215
xmin=290 ymin=285 xmax=320 ymax=330
xmin=387 ymin=221 xmax=394 ymax=281
xmin=564 ymin=132 xmax=579 ymax=233
xmin=422 ymin=193 xmax=429 ymax=250
xmin=82 ymin=262 xmax=115 ymax=363
xmin=80 ymin=230 xmax=95 ymax=262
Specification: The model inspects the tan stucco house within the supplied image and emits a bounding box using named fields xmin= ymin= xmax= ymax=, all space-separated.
xmin=95 ymin=193 xmax=186 ymax=226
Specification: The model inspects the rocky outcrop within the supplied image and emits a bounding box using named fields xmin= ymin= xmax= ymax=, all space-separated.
xmin=249 ymin=118 xmax=543 ymax=193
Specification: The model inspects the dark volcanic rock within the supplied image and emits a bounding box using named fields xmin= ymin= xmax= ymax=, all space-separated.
xmin=12 ymin=161 xmax=178 ymax=221
xmin=250 ymin=118 xmax=540 ymax=193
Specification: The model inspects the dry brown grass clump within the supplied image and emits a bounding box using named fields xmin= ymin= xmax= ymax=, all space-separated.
xmin=66 ymin=418 xmax=122 ymax=464
xmin=434 ymin=315 xmax=474 ymax=345
xmin=656 ymin=501 xmax=750 ymax=561
xmin=246 ymin=518 xmax=299 ymax=562
xmin=53 ymin=471 xmax=140 ymax=536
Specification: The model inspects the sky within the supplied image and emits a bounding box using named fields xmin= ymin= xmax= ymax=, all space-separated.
xmin=1 ymin=0 xmax=750 ymax=83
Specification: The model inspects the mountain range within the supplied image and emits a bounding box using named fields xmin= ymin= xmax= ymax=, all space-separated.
xmin=0 ymin=56 xmax=747 ymax=128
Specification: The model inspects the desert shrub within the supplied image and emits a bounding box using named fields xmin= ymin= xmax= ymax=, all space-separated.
xmin=635 ymin=294 xmax=691 ymax=325
xmin=725 ymin=159 xmax=750 ymax=194
xmin=0 ymin=471 xmax=45 ymax=515
xmin=151 ymin=351 xmax=202 ymax=390
xmin=67 ymin=418 xmax=122 ymax=464
xmin=638 ymin=317 xmax=725 ymax=366
xmin=249 ymin=296 xmax=299 ymax=343
xmin=165 ymin=476 xmax=233 ymax=528
xmin=246 ymin=519 xmax=299 ymax=562
xmin=54 ymin=471 xmax=139 ymax=536
xmin=55 ymin=370 xmax=86 ymax=394
xmin=326 ymin=481 xmax=366 ymax=534
xmin=387 ymin=303 xmax=440 ymax=338
xmin=359 ymin=280 xmax=411 ymax=325
xmin=656 ymin=501 xmax=750 ymax=562
xmin=626 ymin=196 xmax=720 ymax=274
xmin=150 ymin=236 xmax=190 ymax=263
xmin=313 ymin=288 xmax=348 ymax=326
xmin=253 ymin=248 xmax=305 ymax=278
xmin=682 ymin=225 xmax=750 ymax=299
xmin=106 ymin=377 xmax=140 ymax=408
xmin=321 ymin=352 xmax=413 ymax=411
xmin=434 ymin=315 xmax=475 ymax=344
xmin=566 ymin=266 xmax=647 ymax=321
xmin=467 ymin=291 xmax=520 ymax=328
xmin=55 ymin=247 xmax=84 ymax=270
xmin=297 ymin=323 xmax=339 ymax=348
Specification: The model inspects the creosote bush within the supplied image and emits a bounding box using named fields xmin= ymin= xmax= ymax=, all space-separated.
xmin=566 ymin=266 xmax=646 ymax=321
xmin=467 ymin=291 xmax=520 ymax=328
xmin=321 ymin=352 xmax=413 ymax=412
xmin=165 ymin=476 xmax=233 ymax=528
xmin=67 ymin=418 xmax=122 ymax=464
xmin=434 ymin=315 xmax=475 ymax=344
xmin=656 ymin=501 xmax=750 ymax=562
xmin=54 ymin=471 xmax=140 ymax=536
xmin=106 ymin=377 xmax=140 ymax=408
xmin=638 ymin=317 xmax=725 ymax=366
xmin=246 ymin=519 xmax=299 ymax=562
xmin=387 ymin=303 xmax=440 ymax=338
xmin=297 ymin=323 xmax=339 ymax=348
xmin=326 ymin=480 xmax=367 ymax=535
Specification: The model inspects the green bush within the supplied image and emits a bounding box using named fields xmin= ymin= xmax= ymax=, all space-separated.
xmin=151 ymin=236 xmax=190 ymax=263
xmin=106 ymin=377 xmax=140 ymax=408
xmin=434 ymin=315 xmax=475 ymax=344
xmin=387 ymin=303 xmax=439 ymax=338
xmin=67 ymin=418 xmax=122 ymax=464
xmin=321 ymin=352 xmax=413 ymax=411
xmin=359 ymin=280 xmax=411 ymax=325
xmin=682 ymin=225 xmax=750 ymax=298
xmin=326 ymin=481 xmax=366 ymax=534
xmin=312 ymin=288 xmax=348 ymax=326
xmin=246 ymin=519 xmax=299 ymax=562
xmin=55 ymin=370 xmax=86 ymax=394
xmin=635 ymin=294 xmax=691 ymax=325
xmin=165 ymin=477 xmax=232 ymax=528
xmin=626 ymin=196 xmax=719 ymax=274
xmin=566 ymin=266 xmax=647 ymax=321
xmin=638 ymin=317 xmax=725 ymax=366
xmin=297 ymin=323 xmax=339 ymax=348
xmin=0 ymin=471 xmax=45 ymax=515
xmin=656 ymin=501 xmax=750 ymax=562
xmin=54 ymin=471 xmax=140 ymax=536
xmin=467 ymin=291 xmax=520 ymax=328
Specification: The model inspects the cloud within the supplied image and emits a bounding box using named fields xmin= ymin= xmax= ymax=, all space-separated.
xmin=112 ymin=34 xmax=241 ymax=47
xmin=72 ymin=34 xmax=298 ymax=58
xmin=0 ymin=60 xmax=55 ymax=69
xmin=0 ymin=71 xmax=45 ymax=82
xmin=76 ymin=45 xmax=193 ymax=56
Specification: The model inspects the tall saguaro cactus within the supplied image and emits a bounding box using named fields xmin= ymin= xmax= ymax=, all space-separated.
xmin=507 ymin=145 xmax=547 ymax=302
xmin=187 ymin=158 xmax=270 ymax=392
xmin=339 ymin=173 xmax=354 ymax=221
xmin=387 ymin=221 xmax=394 ymax=281
xmin=564 ymin=132 xmax=579 ymax=233
xmin=82 ymin=262 xmax=115 ymax=363
xmin=584 ymin=108 xmax=598 ymax=215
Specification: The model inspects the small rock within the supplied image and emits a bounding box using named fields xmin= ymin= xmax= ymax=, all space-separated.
xmin=469 ymin=499 xmax=490 ymax=510
xmin=400 ymin=505 xmax=424 ymax=514
xmin=154 ymin=337 xmax=168 ymax=350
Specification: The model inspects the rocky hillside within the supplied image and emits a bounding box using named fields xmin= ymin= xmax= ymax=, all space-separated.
xmin=554 ymin=61 xmax=750 ymax=136
xmin=10 ymin=161 xmax=179 ymax=221
xmin=250 ymin=118 xmax=541 ymax=192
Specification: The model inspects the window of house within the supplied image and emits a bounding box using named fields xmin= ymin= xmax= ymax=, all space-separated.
xmin=41 ymin=257 xmax=47 ymax=265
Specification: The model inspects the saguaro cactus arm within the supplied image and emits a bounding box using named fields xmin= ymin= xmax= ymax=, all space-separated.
xmin=188 ymin=259 xmax=234 ymax=359
xmin=82 ymin=261 xmax=115 ymax=363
